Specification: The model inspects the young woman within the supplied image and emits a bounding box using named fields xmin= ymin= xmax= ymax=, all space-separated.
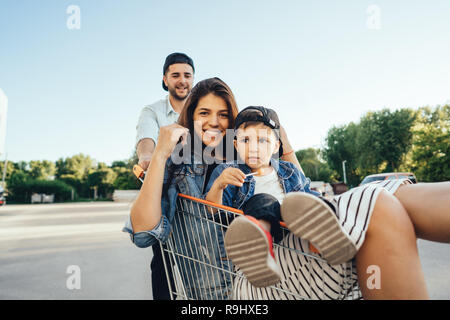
xmin=124 ymin=78 xmax=303 ymax=299
xmin=125 ymin=77 xmax=237 ymax=299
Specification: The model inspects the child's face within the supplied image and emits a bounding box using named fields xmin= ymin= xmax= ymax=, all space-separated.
xmin=234 ymin=123 xmax=280 ymax=171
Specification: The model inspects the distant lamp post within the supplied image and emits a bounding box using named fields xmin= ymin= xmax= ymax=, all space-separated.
xmin=342 ymin=160 xmax=347 ymax=185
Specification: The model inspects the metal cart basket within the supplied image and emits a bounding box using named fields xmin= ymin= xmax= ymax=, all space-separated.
xmin=160 ymin=193 xmax=362 ymax=300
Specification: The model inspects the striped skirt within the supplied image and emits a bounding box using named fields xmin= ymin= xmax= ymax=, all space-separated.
xmin=233 ymin=178 xmax=412 ymax=300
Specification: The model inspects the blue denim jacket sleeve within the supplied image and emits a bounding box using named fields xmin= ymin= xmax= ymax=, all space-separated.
xmin=121 ymin=159 xmax=177 ymax=248
xmin=203 ymin=164 xmax=222 ymax=196
xmin=122 ymin=214 xmax=171 ymax=248
xmin=203 ymin=163 xmax=236 ymax=207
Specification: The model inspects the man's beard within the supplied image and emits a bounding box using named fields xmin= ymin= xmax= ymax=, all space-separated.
xmin=168 ymin=85 xmax=190 ymax=101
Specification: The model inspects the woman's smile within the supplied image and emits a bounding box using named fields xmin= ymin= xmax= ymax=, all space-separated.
xmin=203 ymin=129 xmax=224 ymax=141
xmin=193 ymin=93 xmax=230 ymax=147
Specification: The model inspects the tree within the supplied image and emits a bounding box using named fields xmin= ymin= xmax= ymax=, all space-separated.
xmin=3 ymin=151 xmax=141 ymax=203
xmin=87 ymin=167 xmax=117 ymax=198
xmin=296 ymin=148 xmax=336 ymax=182
xmin=55 ymin=154 xmax=95 ymax=197
xmin=7 ymin=178 xmax=74 ymax=203
xmin=8 ymin=170 xmax=29 ymax=188
xmin=111 ymin=161 xmax=127 ymax=168
xmin=323 ymin=122 xmax=361 ymax=187
xmin=112 ymin=166 xmax=140 ymax=190
xmin=407 ymin=105 xmax=449 ymax=182
xmin=0 ymin=160 xmax=16 ymax=183
xmin=29 ymin=160 xmax=56 ymax=180
xmin=323 ymin=108 xmax=417 ymax=186
xmin=55 ymin=153 xmax=95 ymax=180
xmin=356 ymin=108 xmax=416 ymax=175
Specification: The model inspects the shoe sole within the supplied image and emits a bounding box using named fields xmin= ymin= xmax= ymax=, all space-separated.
xmin=281 ymin=193 xmax=356 ymax=265
xmin=224 ymin=217 xmax=281 ymax=287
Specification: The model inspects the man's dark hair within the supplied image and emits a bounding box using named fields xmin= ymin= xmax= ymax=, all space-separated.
xmin=162 ymin=52 xmax=195 ymax=91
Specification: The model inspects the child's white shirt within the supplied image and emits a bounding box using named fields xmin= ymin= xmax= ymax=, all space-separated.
xmin=253 ymin=167 xmax=285 ymax=204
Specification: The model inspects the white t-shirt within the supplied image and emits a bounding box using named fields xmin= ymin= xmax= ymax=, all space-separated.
xmin=253 ymin=168 xmax=285 ymax=204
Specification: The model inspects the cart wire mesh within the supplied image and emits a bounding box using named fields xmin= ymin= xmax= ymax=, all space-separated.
xmin=160 ymin=193 xmax=362 ymax=300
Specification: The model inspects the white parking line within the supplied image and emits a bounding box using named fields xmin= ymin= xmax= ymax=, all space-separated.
xmin=0 ymin=222 xmax=124 ymax=241
xmin=0 ymin=210 xmax=128 ymax=223
xmin=0 ymin=202 xmax=132 ymax=213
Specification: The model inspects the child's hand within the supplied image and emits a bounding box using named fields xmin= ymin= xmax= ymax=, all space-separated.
xmin=215 ymin=167 xmax=246 ymax=190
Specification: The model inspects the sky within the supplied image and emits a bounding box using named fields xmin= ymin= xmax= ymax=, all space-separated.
xmin=1 ymin=0 xmax=449 ymax=165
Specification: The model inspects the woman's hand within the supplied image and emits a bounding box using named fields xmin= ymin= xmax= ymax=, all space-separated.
xmin=214 ymin=167 xmax=246 ymax=190
xmin=154 ymin=123 xmax=189 ymax=160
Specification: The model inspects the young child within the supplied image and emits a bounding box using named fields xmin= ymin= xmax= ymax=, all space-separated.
xmin=205 ymin=106 xmax=357 ymax=288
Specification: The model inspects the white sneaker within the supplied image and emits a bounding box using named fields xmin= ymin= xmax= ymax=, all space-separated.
xmin=224 ymin=216 xmax=282 ymax=287
xmin=281 ymin=192 xmax=357 ymax=265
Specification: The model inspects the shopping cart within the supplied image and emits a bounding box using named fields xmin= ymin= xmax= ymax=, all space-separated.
xmin=133 ymin=165 xmax=362 ymax=300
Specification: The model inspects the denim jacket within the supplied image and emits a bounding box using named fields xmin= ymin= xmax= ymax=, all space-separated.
xmin=123 ymin=156 xmax=210 ymax=248
xmin=122 ymin=154 xmax=232 ymax=300
xmin=204 ymin=158 xmax=319 ymax=209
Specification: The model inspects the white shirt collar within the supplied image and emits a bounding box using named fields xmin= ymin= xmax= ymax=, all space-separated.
xmin=165 ymin=95 xmax=179 ymax=116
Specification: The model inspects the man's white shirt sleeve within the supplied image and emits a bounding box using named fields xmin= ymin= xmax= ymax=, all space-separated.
xmin=135 ymin=97 xmax=179 ymax=147
xmin=135 ymin=106 xmax=159 ymax=147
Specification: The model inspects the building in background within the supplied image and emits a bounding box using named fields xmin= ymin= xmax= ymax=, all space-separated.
xmin=0 ymin=88 xmax=7 ymax=157
xmin=0 ymin=89 xmax=8 ymax=191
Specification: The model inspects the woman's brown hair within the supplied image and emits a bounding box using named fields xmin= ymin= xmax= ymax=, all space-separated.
xmin=178 ymin=77 xmax=238 ymax=135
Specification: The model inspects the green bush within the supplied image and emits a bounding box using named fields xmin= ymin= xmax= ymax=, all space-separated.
xmin=7 ymin=179 xmax=75 ymax=203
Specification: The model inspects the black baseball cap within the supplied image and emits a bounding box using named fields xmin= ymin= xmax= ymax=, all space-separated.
xmin=162 ymin=52 xmax=195 ymax=91
xmin=234 ymin=106 xmax=284 ymax=156
xmin=234 ymin=106 xmax=280 ymax=131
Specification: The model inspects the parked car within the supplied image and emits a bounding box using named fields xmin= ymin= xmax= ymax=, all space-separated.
xmin=360 ymin=172 xmax=417 ymax=185
xmin=331 ymin=182 xmax=348 ymax=195
xmin=310 ymin=181 xmax=334 ymax=198
xmin=0 ymin=185 xmax=5 ymax=206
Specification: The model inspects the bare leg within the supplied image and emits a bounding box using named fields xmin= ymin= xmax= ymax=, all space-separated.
xmin=356 ymin=190 xmax=429 ymax=299
xmin=394 ymin=182 xmax=450 ymax=242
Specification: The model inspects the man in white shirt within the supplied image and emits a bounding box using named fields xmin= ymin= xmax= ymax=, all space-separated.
xmin=136 ymin=52 xmax=195 ymax=170
xmin=135 ymin=52 xmax=194 ymax=300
